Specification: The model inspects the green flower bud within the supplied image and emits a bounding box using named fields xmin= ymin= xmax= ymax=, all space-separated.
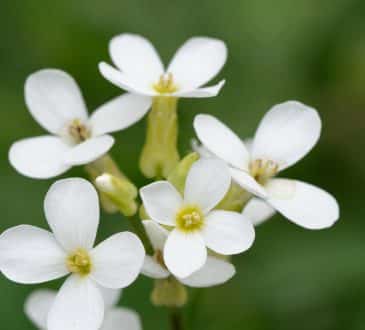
xmin=139 ymin=97 xmax=180 ymax=179
xmin=151 ymin=278 xmax=188 ymax=308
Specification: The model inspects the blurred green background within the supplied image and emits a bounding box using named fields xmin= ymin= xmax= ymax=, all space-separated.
xmin=1 ymin=0 xmax=364 ymax=329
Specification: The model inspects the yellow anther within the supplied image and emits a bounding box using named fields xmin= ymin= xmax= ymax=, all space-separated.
xmin=68 ymin=119 xmax=91 ymax=144
xmin=66 ymin=248 xmax=92 ymax=276
xmin=153 ymin=73 xmax=178 ymax=94
xmin=249 ymin=159 xmax=279 ymax=185
xmin=176 ymin=205 xmax=204 ymax=232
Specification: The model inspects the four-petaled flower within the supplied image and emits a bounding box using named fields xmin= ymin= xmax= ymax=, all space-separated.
xmin=194 ymin=101 xmax=339 ymax=229
xmin=25 ymin=288 xmax=141 ymax=330
xmin=141 ymin=220 xmax=236 ymax=287
xmin=9 ymin=69 xmax=151 ymax=179
xmin=99 ymin=34 xmax=227 ymax=98
xmin=140 ymin=158 xmax=255 ymax=278
xmin=0 ymin=178 xmax=145 ymax=330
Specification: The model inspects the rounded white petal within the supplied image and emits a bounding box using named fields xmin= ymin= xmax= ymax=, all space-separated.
xmin=99 ymin=287 xmax=122 ymax=309
xmin=44 ymin=178 xmax=99 ymax=252
xmin=47 ymin=275 xmax=104 ymax=330
xmin=194 ymin=114 xmax=250 ymax=170
xmin=89 ymin=94 xmax=152 ymax=136
xmin=191 ymin=139 xmax=214 ymax=158
xmin=25 ymin=69 xmax=88 ymax=134
xmin=164 ymin=229 xmax=207 ymax=278
xmin=101 ymin=308 xmax=141 ymax=330
xmin=167 ymin=37 xmax=227 ymax=90
xmin=141 ymin=255 xmax=170 ymax=279
xmin=143 ymin=220 xmax=168 ymax=251
xmin=140 ymin=182 xmax=182 ymax=226
xmin=229 ymin=167 xmax=268 ymax=198
xmin=90 ymin=232 xmax=145 ymax=289
xmin=0 ymin=225 xmax=68 ymax=284
xmin=180 ymin=256 xmax=235 ymax=288
xmin=64 ymin=135 xmax=114 ymax=166
xmin=109 ymin=34 xmax=164 ymax=86
xmin=266 ymin=179 xmax=339 ymax=230
xmin=25 ymin=289 xmax=56 ymax=329
xmin=99 ymin=62 xmax=155 ymax=96
xmin=184 ymin=158 xmax=231 ymax=213
xmin=202 ymin=210 xmax=255 ymax=255
xmin=252 ymin=101 xmax=321 ymax=171
xmin=242 ymin=198 xmax=276 ymax=226
xmin=9 ymin=136 xmax=71 ymax=179
xmin=174 ymin=80 xmax=225 ymax=98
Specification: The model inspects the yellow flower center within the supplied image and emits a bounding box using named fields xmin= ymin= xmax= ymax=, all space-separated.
xmin=153 ymin=73 xmax=178 ymax=94
xmin=249 ymin=159 xmax=279 ymax=185
xmin=68 ymin=119 xmax=91 ymax=144
xmin=175 ymin=205 xmax=204 ymax=232
xmin=66 ymin=248 xmax=92 ymax=276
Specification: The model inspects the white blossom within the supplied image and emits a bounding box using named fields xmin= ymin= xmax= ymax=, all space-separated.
xmin=194 ymin=101 xmax=339 ymax=229
xmin=140 ymin=158 xmax=255 ymax=278
xmin=9 ymin=69 xmax=151 ymax=179
xmin=24 ymin=288 xmax=141 ymax=330
xmin=99 ymin=34 xmax=226 ymax=98
xmin=0 ymin=178 xmax=145 ymax=330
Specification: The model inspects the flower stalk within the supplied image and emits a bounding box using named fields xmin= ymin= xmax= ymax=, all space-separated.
xmin=139 ymin=97 xmax=180 ymax=179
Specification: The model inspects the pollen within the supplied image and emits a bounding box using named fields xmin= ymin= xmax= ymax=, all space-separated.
xmin=176 ymin=205 xmax=204 ymax=232
xmin=66 ymin=248 xmax=92 ymax=276
xmin=153 ymin=73 xmax=178 ymax=94
xmin=249 ymin=159 xmax=279 ymax=185
xmin=68 ymin=118 xmax=91 ymax=144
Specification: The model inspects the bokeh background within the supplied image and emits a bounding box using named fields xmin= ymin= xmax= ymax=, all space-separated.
xmin=1 ymin=0 xmax=364 ymax=329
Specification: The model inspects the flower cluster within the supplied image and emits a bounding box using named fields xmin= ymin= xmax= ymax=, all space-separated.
xmin=0 ymin=33 xmax=339 ymax=330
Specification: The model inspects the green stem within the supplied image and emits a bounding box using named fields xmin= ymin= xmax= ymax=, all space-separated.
xmin=169 ymin=308 xmax=184 ymax=330
xmin=126 ymin=214 xmax=154 ymax=255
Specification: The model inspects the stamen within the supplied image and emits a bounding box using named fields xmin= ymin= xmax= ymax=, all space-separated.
xmin=176 ymin=205 xmax=204 ymax=232
xmin=153 ymin=73 xmax=178 ymax=94
xmin=249 ymin=159 xmax=279 ymax=185
xmin=67 ymin=119 xmax=91 ymax=144
xmin=66 ymin=248 xmax=92 ymax=276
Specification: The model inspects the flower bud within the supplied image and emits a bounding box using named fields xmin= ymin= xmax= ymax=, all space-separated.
xmin=151 ymin=278 xmax=188 ymax=308
xmin=139 ymin=97 xmax=180 ymax=179
xmin=95 ymin=173 xmax=138 ymax=217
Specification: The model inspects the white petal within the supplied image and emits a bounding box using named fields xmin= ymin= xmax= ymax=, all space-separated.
xmin=99 ymin=62 xmax=155 ymax=96
xmin=194 ymin=114 xmax=250 ymax=170
xmin=25 ymin=69 xmax=88 ymax=134
xmin=184 ymin=158 xmax=231 ymax=213
xmin=143 ymin=220 xmax=168 ymax=251
xmin=101 ymin=308 xmax=141 ymax=330
xmin=89 ymin=93 xmax=151 ymax=136
xmin=191 ymin=139 xmax=214 ymax=158
xmin=180 ymin=256 xmax=235 ymax=288
xmin=266 ymin=179 xmax=339 ymax=230
xmin=64 ymin=135 xmax=114 ymax=166
xmin=229 ymin=167 xmax=268 ymax=198
xmin=90 ymin=232 xmax=145 ymax=289
xmin=252 ymin=101 xmax=321 ymax=171
xmin=47 ymin=275 xmax=104 ymax=330
xmin=140 ymin=182 xmax=182 ymax=226
xmin=25 ymin=289 xmax=56 ymax=329
xmin=109 ymin=33 xmax=164 ymax=86
xmin=44 ymin=178 xmax=99 ymax=252
xmin=242 ymin=198 xmax=276 ymax=226
xmin=9 ymin=136 xmax=71 ymax=179
xmin=0 ymin=225 xmax=68 ymax=284
xmin=167 ymin=37 xmax=227 ymax=90
xmin=202 ymin=210 xmax=255 ymax=255
xmin=141 ymin=255 xmax=170 ymax=279
xmin=99 ymin=287 xmax=122 ymax=309
xmin=164 ymin=229 xmax=207 ymax=278
xmin=174 ymin=80 xmax=225 ymax=98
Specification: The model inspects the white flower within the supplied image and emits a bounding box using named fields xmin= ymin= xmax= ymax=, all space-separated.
xmin=194 ymin=101 xmax=340 ymax=229
xmin=141 ymin=220 xmax=236 ymax=287
xmin=99 ymin=34 xmax=226 ymax=98
xmin=9 ymin=69 xmax=151 ymax=179
xmin=0 ymin=178 xmax=145 ymax=330
xmin=140 ymin=158 xmax=255 ymax=278
xmin=24 ymin=288 xmax=141 ymax=330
